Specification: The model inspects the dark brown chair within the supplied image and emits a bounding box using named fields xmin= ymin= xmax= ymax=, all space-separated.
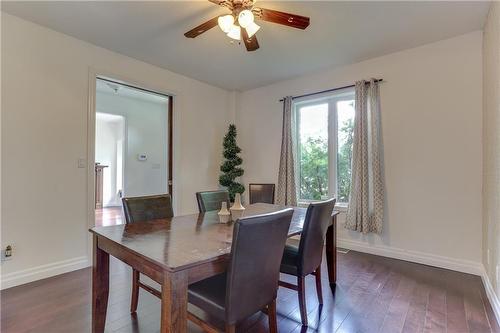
xmin=249 ymin=183 xmax=276 ymax=204
xmin=187 ymin=208 xmax=294 ymax=333
xmin=196 ymin=190 xmax=230 ymax=213
xmin=122 ymin=194 xmax=173 ymax=223
xmin=279 ymin=198 xmax=336 ymax=326
xmin=121 ymin=194 xmax=174 ymax=313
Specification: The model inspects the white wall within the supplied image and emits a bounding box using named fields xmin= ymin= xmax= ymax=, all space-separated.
xmin=96 ymin=91 xmax=169 ymax=200
xmin=1 ymin=13 xmax=233 ymax=288
xmin=95 ymin=113 xmax=125 ymax=206
xmin=0 ymin=11 xmax=487 ymax=291
xmin=236 ymin=32 xmax=483 ymax=271
xmin=482 ymin=1 xmax=500 ymax=317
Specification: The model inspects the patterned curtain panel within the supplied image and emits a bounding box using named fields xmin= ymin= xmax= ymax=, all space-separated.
xmin=345 ymin=79 xmax=385 ymax=233
xmin=276 ymin=96 xmax=298 ymax=206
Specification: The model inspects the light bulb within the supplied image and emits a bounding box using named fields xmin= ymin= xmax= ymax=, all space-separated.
xmin=218 ymin=15 xmax=234 ymax=33
xmin=245 ymin=21 xmax=260 ymax=38
xmin=226 ymin=24 xmax=241 ymax=40
xmin=238 ymin=9 xmax=254 ymax=28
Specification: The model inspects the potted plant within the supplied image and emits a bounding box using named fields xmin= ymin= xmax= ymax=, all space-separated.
xmin=219 ymin=124 xmax=244 ymax=202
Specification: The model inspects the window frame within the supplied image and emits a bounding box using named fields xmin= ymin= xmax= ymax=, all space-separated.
xmin=293 ymin=88 xmax=355 ymax=208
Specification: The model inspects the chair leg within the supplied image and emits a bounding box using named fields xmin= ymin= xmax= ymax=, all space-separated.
xmin=268 ymin=299 xmax=278 ymax=333
xmin=297 ymin=276 xmax=308 ymax=327
xmin=225 ymin=323 xmax=236 ymax=333
xmin=315 ymin=266 xmax=323 ymax=305
xmin=130 ymin=269 xmax=140 ymax=313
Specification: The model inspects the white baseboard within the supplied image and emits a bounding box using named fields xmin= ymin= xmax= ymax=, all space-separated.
xmin=1 ymin=256 xmax=90 ymax=290
xmin=338 ymin=238 xmax=484 ymax=276
xmin=480 ymin=266 xmax=500 ymax=326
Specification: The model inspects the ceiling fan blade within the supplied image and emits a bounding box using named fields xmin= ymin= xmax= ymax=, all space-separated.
xmin=184 ymin=17 xmax=220 ymax=38
xmin=242 ymin=28 xmax=259 ymax=51
xmin=253 ymin=7 xmax=310 ymax=30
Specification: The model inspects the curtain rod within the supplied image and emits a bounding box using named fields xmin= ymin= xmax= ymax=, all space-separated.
xmin=279 ymin=78 xmax=383 ymax=102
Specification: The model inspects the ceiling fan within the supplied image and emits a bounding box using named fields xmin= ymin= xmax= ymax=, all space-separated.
xmin=184 ymin=0 xmax=310 ymax=52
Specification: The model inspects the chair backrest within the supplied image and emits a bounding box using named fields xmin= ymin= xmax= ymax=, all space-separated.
xmin=122 ymin=194 xmax=174 ymax=223
xmin=225 ymin=208 xmax=294 ymax=324
xmin=248 ymin=183 xmax=275 ymax=204
xmin=297 ymin=198 xmax=336 ymax=276
xmin=195 ymin=190 xmax=230 ymax=213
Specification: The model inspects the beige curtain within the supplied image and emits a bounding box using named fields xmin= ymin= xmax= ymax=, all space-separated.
xmin=276 ymin=96 xmax=297 ymax=206
xmin=345 ymin=79 xmax=385 ymax=233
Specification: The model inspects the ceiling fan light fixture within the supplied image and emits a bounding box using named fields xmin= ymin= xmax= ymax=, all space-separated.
xmin=245 ymin=21 xmax=260 ymax=38
xmin=218 ymin=14 xmax=235 ymax=33
xmin=238 ymin=9 xmax=254 ymax=28
xmin=185 ymin=1 xmax=310 ymax=52
xmin=226 ymin=24 xmax=241 ymax=40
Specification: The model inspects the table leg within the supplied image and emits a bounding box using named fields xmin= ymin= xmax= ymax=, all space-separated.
xmin=325 ymin=215 xmax=337 ymax=287
xmin=161 ymin=270 xmax=188 ymax=333
xmin=92 ymin=235 xmax=110 ymax=333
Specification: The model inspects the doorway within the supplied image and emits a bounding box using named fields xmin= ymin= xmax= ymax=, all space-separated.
xmin=94 ymin=77 xmax=172 ymax=227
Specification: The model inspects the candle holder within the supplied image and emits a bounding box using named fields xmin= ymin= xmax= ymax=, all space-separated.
xmin=218 ymin=201 xmax=231 ymax=223
xmin=230 ymin=193 xmax=245 ymax=221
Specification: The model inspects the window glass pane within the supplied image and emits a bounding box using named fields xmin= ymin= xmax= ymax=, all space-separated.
xmin=337 ymin=100 xmax=355 ymax=203
xmin=298 ymin=103 xmax=329 ymax=201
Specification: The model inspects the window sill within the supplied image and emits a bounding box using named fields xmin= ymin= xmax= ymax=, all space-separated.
xmin=297 ymin=201 xmax=348 ymax=212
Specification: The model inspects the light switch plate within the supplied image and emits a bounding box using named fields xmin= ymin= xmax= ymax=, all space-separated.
xmin=78 ymin=158 xmax=86 ymax=168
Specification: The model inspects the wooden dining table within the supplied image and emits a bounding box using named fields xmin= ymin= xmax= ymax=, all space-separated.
xmin=89 ymin=203 xmax=340 ymax=333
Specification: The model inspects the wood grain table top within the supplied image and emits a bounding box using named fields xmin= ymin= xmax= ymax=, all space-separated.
xmin=89 ymin=203 xmax=307 ymax=272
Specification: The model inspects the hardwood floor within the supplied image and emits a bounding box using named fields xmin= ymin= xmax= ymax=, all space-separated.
xmin=95 ymin=207 xmax=125 ymax=227
xmin=2 ymin=251 xmax=498 ymax=333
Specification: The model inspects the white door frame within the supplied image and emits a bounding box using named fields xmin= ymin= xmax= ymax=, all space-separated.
xmin=86 ymin=68 xmax=179 ymax=261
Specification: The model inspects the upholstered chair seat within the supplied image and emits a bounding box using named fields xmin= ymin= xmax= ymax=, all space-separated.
xmin=249 ymin=183 xmax=276 ymax=204
xmin=121 ymin=194 xmax=174 ymax=313
xmin=187 ymin=208 xmax=294 ymax=333
xmin=122 ymin=194 xmax=173 ymax=223
xmin=196 ymin=190 xmax=230 ymax=212
xmin=188 ymin=272 xmax=227 ymax=320
xmin=280 ymin=243 xmax=300 ymax=276
xmin=278 ymin=198 xmax=336 ymax=327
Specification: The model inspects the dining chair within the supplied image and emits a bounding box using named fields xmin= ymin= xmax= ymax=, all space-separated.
xmin=249 ymin=183 xmax=276 ymax=204
xmin=122 ymin=194 xmax=174 ymax=223
xmin=196 ymin=190 xmax=230 ymax=212
xmin=187 ymin=208 xmax=295 ymax=333
xmin=121 ymin=194 xmax=174 ymax=313
xmin=279 ymin=198 xmax=336 ymax=327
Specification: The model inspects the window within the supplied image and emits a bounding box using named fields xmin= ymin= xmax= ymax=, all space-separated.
xmin=295 ymin=89 xmax=355 ymax=204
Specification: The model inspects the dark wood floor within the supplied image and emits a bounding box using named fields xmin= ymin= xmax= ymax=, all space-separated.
xmin=2 ymin=250 xmax=499 ymax=333
xmin=95 ymin=207 xmax=124 ymax=227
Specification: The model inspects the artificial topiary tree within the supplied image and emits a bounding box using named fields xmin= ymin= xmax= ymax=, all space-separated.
xmin=219 ymin=124 xmax=244 ymax=201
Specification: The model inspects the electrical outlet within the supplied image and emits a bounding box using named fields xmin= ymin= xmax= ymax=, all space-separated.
xmin=1 ymin=245 xmax=13 ymax=261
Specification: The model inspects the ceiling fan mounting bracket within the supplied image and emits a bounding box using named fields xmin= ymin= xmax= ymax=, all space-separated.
xmin=215 ymin=0 xmax=254 ymax=12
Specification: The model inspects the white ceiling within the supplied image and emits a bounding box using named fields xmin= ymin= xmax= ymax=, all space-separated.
xmin=2 ymin=1 xmax=490 ymax=91
xmin=96 ymin=78 xmax=169 ymax=104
